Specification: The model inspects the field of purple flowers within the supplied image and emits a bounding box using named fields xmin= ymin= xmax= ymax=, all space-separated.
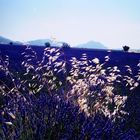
xmin=0 ymin=44 xmax=140 ymax=139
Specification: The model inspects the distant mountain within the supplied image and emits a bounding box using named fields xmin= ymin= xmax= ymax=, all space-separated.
xmin=27 ymin=39 xmax=53 ymax=46
xmin=0 ymin=36 xmax=22 ymax=45
xmin=27 ymin=39 xmax=68 ymax=47
xmin=76 ymin=41 xmax=107 ymax=49
xmin=0 ymin=36 xmax=13 ymax=44
xmin=0 ymin=36 xmax=107 ymax=49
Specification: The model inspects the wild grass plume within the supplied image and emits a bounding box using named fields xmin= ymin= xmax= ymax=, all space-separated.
xmin=0 ymin=45 xmax=140 ymax=139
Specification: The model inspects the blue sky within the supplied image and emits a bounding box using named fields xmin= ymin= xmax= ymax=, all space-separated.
xmin=0 ymin=0 xmax=140 ymax=49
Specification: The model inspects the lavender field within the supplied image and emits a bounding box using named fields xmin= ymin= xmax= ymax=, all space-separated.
xmin=0 ymin=44 xmax=140 ymax=140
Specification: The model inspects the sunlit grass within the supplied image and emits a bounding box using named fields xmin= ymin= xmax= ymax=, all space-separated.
xmin=0 ymin=45 xmax=140 ymax=139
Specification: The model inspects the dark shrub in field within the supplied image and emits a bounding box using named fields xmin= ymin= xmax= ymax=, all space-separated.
xmin=0 ymin=45 xmax=140 ymax=139
xmin=123 ymin=45 xmax=130 ymax=52
xmin=62 ymin=42 xmax=71 ymax=49
xmin=45 ymin=42 xmax=51 ymax=47
xmin=9 ymin=42 xmax=13 ymax=45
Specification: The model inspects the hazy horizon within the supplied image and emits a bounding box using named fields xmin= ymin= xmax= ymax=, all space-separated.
xmin=0 ymin=0 xmax=140 ymax=49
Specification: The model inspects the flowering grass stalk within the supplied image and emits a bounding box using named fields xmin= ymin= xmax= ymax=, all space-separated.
xmin=0 ymin=46 xmax=140 ymax=139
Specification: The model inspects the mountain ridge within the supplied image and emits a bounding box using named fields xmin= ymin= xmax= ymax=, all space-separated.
xmin=0 ymin=36 xmax=108 ymax=49
xmin=0 ymin=36 xmax=22 ymax=45
xmin=75 ymin=41 xmax=107 ymax=49
xmin=0 ymin=36 xmax=13 ymax=44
